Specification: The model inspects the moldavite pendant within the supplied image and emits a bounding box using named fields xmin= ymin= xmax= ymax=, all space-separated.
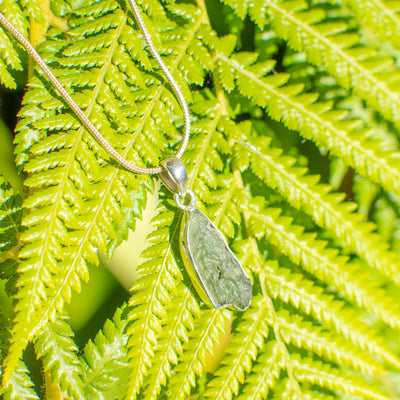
xmin=160 ymin=157 xmax=252 ymax=311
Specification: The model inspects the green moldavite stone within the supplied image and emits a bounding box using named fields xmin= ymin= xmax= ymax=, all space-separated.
xmin=185 ymin=208 xmax=252 ymax=310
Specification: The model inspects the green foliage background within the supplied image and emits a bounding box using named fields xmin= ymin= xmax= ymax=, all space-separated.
xmin=2 ymin=0 xmax=400 ymax=398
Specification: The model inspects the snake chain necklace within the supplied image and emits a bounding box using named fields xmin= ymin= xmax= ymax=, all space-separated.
xmin=0 ymin=0 xmax=252 ymax=310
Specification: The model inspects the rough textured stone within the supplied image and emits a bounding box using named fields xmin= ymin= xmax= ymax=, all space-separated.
xmin=184 ymin=208 xmax=252 ymax=310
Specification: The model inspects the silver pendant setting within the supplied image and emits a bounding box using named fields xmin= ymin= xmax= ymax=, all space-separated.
xmin=160 ymin=156 xmax=252 ymax=311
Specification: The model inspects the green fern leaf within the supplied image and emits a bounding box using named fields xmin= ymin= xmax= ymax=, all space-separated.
xmin=3 ymin=0 xmax=210 ymax=381
xmin=34 ymin=312 xmax=84 ymax=398
xmin=271 ymin=377 xmax=336 ymax=400
xmin=234 ymin=229 xmax=393 ymax=399
xmin=141 ymin=284 xmax=199 ymax=400
xmin=343 ymin=0 xmax=400 ymax=50
xmin=224 ymin=0 xmax=400 ymax=131
xmin=268 ymin=0 xmax=400 ymax=129
xmin=247 ymin=203 xmax=400 ymax=329
xmin=0 ymin=297 xmax=38 ymax=400
xmin=166 ymin=309 xmax=231 ymax=400
xmin=125 ymin=205 xmax=183 ymax=399
xmin=20 ymin=0 xmax=45 ymax=23
xmin=0 ymin=0 xmax=27 ymax=88
xmin=220 ymin=0 xmax=268 ymax=27
xmin=235 ymin=135 xmax=400 ymax=285
xmin=0 ymin=176 xmax=22 ymax=254
xmin=236 ymin=340 xmax=284 ymax=400
xmin=0 ymin=176 xmax=22 ymax=300
xmin=81 ymin=305 xmax=129 ymax=399
xmin=2 ymin=360 xmax=40 ymax=400
xmin=256 ymin=284 xmax=389 ymax=400
xmin=257 ymin=258 xmax=400 ymax=370
xmin=291 ymin=355 xmax=390 ymax=400
xmin=216 ymin=52 xmax=400 ymax=197
xmin=271 ymin=309 xmax=383 ymax=375
xmin=203 ymin=296 xmax=269 ymax=400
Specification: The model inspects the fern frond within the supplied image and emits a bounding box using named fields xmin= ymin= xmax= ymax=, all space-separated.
xmin=215 ymin=60 xmax=395 ymax=397
xmin=259 ymin=263 xmax=389 ymax=399
xmin=343 ymin=0 xmax=400 ymax=50
xmin=0 ymin=177 xmax=22 ymax=300
xmin=141 ymin=284 xmax=199 ymax=400
xmin=183 ymin=97 xmax=229 ymax=205
xmin=215 ymin=52 xmax=400 ymax=197
xmin=4 ymin=0 xmax=211 ymax=381
xmin=20 ymin=0 xmax=44 ymax=23
xmin=268 ymin=0 xmax=400 ymax=128
xmin=203 ymin=295 xmax=270 ymax=400
xmin=0 ymin=307 xmax=38 ymax=400
xmin=126 ymin=94 xmax=231 ymax=399
xmin=236 ymin=340 xmax=284 ymax=400
xmin=235 ymin=136 xmax=400 ymax=285
xmin=225 ymin=0 xmax=400 ymax=130
xmin=125 ymin=205 xmax=183 ymax=399
xmin=271 ymin=309 xmax=383 ymax=375
xmin=34 ymin=312 xmax=84 ymax=399
xmin=2 ymin=0 xmax=400 ymax=396
xmin=291 ymin=355 xmax=390 ymax=400
xmin=0 ymin=176 xmax=22 ymax=254
xmin=271 ymin=377 xmax=336 ymax=400
xmin=2 ymin=360 xmax=39 ymax=400
xmin=165 ymin=309 xmax=231 ymax=400
xmin=302 ymin=391 xmax=334 ymax=400
xmin=81 ymin=305 xmax=129 ymax=399
xmin=247 ymin=204 xmax=400 ymax=329
xmin=5 ymin=1 xmax=136 ymax=375
xmin=220 ymin=0 xmax=268 ymax=27
xmin=0 ymin=0 xmax=27 ymax=88
xmin=257 ymin=258 xmax=400 ymax=369
xmin=270 ymin=378 xmax=301 ymax=400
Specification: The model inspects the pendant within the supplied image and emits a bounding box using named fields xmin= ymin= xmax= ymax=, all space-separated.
xmin=160 ymin=157 xmax=252 ymax=311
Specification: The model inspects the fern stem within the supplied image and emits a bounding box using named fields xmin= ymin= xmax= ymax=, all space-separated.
xmin=195 ymin=0 xmax=211 ymax=25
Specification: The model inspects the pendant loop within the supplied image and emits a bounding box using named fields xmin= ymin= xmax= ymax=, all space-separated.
xmin=160 ymin=156 xmax=188 ymax=196
xmin=174 ymin=189 xmax=196 ymax=210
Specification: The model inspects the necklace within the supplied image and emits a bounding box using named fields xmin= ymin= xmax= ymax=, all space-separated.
xmin=0 ymin=0 xmax=252 ymax=310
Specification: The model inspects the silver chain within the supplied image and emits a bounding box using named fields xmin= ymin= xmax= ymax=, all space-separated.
xmin=0 ymin=0 xmax=191 ymax=175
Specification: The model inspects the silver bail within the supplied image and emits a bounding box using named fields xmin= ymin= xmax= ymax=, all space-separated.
xmin=160 ymin=156 xmax=188 ymax=196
